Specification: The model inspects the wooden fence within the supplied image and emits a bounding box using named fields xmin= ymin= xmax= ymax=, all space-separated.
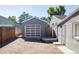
xmin=0 ymin=27 xmax=16 ymax=47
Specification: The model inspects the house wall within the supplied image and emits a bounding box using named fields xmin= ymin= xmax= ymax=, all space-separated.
xmin=15 ymin=27 xmax=22 ymax=36
xmin=50 ymin=16 xmax=62 ymax=37
xmin=15 ymin=24 xmax=23 ymax=36
xmin=62 ymin=24 xmax=66 ymax=44
xmin=65 ymin=15 xmax=79 ymax=53
xmin=58 ymin=24 xmax=66 ymax=44
xmin=58 ymin=27 xmax=62 ymax=43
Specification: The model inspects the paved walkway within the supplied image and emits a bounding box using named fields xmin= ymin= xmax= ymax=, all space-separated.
xmin=57 ymin=45 xmax=76 ymax=54
xmin=0 ymin=38 xmax=63 ymax=54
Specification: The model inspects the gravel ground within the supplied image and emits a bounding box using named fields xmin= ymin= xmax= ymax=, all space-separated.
xmin=0 ymin=38 xmax=63 ymax=54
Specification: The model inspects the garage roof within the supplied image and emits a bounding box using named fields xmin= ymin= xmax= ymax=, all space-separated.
xmin=22 ymin=17 xmax=49 ymax=25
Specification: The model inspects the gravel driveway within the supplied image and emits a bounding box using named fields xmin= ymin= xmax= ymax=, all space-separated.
xmin=0 ymin=38 xmax=63 ymax=54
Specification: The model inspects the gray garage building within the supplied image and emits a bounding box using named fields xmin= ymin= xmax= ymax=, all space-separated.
xmin=21 ymin=17 xmax=49 ymax=40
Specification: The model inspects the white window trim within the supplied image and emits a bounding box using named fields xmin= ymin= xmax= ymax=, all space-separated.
xmin=72 ymin=22 xmax=79 ymax=40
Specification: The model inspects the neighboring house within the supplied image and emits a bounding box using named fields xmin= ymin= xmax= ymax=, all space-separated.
xmin=21 ymin=17 xmax=49 ymax=40
xmin=0 ymin=16 xmax=16 ymax=47
xmin=0 ymin=16 xmax=15 ymax=27
xmin=50 ymin=15 xmax=66 ymax=38
xmin=58 ymin=7 xmax=79 ymax=53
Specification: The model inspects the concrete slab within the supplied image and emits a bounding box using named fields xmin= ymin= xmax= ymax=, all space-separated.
xmin=57 ymin=45 xmax=76 ymax=54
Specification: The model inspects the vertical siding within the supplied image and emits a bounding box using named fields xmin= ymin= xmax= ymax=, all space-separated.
xmin=58 ymin=25 xmax=66 ymax=44
xmin=61 ymin=25 xmax=66 ymax=44
xmin=58 ymin=27 xmax=62 ymax=43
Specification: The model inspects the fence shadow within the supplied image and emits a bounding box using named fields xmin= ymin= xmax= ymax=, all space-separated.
xmin=0 ymin=37 xmax=17 ymax=48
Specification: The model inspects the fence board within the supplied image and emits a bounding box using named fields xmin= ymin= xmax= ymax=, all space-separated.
xmin=0 ymin=28 xmax=2 ymax=45
xmin=0 ymin=27 xmax=16 ymax=47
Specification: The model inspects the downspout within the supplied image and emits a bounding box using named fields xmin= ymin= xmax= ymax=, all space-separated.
xmin=57 ymin=26 xmax=58 ymax=40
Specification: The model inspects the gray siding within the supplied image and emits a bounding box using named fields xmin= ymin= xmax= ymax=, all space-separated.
xmin=50 ymin=16 xmax=63 ymax=37
xmin=58 ymin=27 xmax=62 ymax=42
xmin=58 ymin=14 xmax=79 ymax=53
xmin=65 ymin=15 xmax=79 ymax=53
xmin=57 ymin=8 xmax=79 ymax=53
xmin=58 ymin=24 xmax=66 ymax=44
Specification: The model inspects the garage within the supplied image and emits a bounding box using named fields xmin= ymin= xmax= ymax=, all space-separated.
xmin=21 ymin=17 xmax=49 ymax=40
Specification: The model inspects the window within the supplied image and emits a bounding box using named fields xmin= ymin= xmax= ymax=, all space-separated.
xmin=73 ymin=23 xmax=79 ymax=40
xmin=75 ymin=23 xmax=79 ymax=36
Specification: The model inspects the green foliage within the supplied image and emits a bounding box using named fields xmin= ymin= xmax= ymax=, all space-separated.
xmin=40 ymin=17 xmax=47 ymax=21
xmin=8 ymin=16 xmax=17 ymax=23
xmin=40 ymin=17 xmax=50 ymax=23
xmin=59 ymin=5 xmax=66 ymax=15
xmin=18 ymin=11 xmax=32 ymax=24
xmin=47 ymin=7 xmax=55 ymax=16
xmin=47 ymin=16 xmax=51 ymax=22
xmin=47 ymin=5 xmax=66 ymax=20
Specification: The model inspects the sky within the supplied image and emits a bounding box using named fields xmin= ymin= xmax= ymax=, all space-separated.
xmin=0 ymin=5 xmax=78 ymax=20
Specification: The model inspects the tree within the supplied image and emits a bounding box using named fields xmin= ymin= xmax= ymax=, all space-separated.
xmin=47 ymin=5 xmax=66 ymax=21
xmin=58 ymin=5 xmax=66 ymax=15
xmin=40 ymin=17 xmax=47 ymax=21
xmin=47 ymin=7 xmax=55 ymax=18
xmin=18 ymin=11 xmax=32 ymax=24
xmin=40 ymin=17 xmax=50 ymax=22
xmin=47 ymin=16 xmax=51 ymax=22
xmin=8 ymin=16 xmax=17 ymax=23
xmin=55 ymin=7 xmax=60 ymax=15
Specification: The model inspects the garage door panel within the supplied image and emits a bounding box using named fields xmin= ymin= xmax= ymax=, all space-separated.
xmin=25 ymin=24 xmax=41 ymax=38
xmin=26 ymin=30 xmax=30 ymax=32
xmin=31 ymin=30 xmax=35 ymax=33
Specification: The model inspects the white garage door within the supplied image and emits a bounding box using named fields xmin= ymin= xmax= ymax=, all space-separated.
xmin=24 ymin=24 xmax=41 ymax=38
